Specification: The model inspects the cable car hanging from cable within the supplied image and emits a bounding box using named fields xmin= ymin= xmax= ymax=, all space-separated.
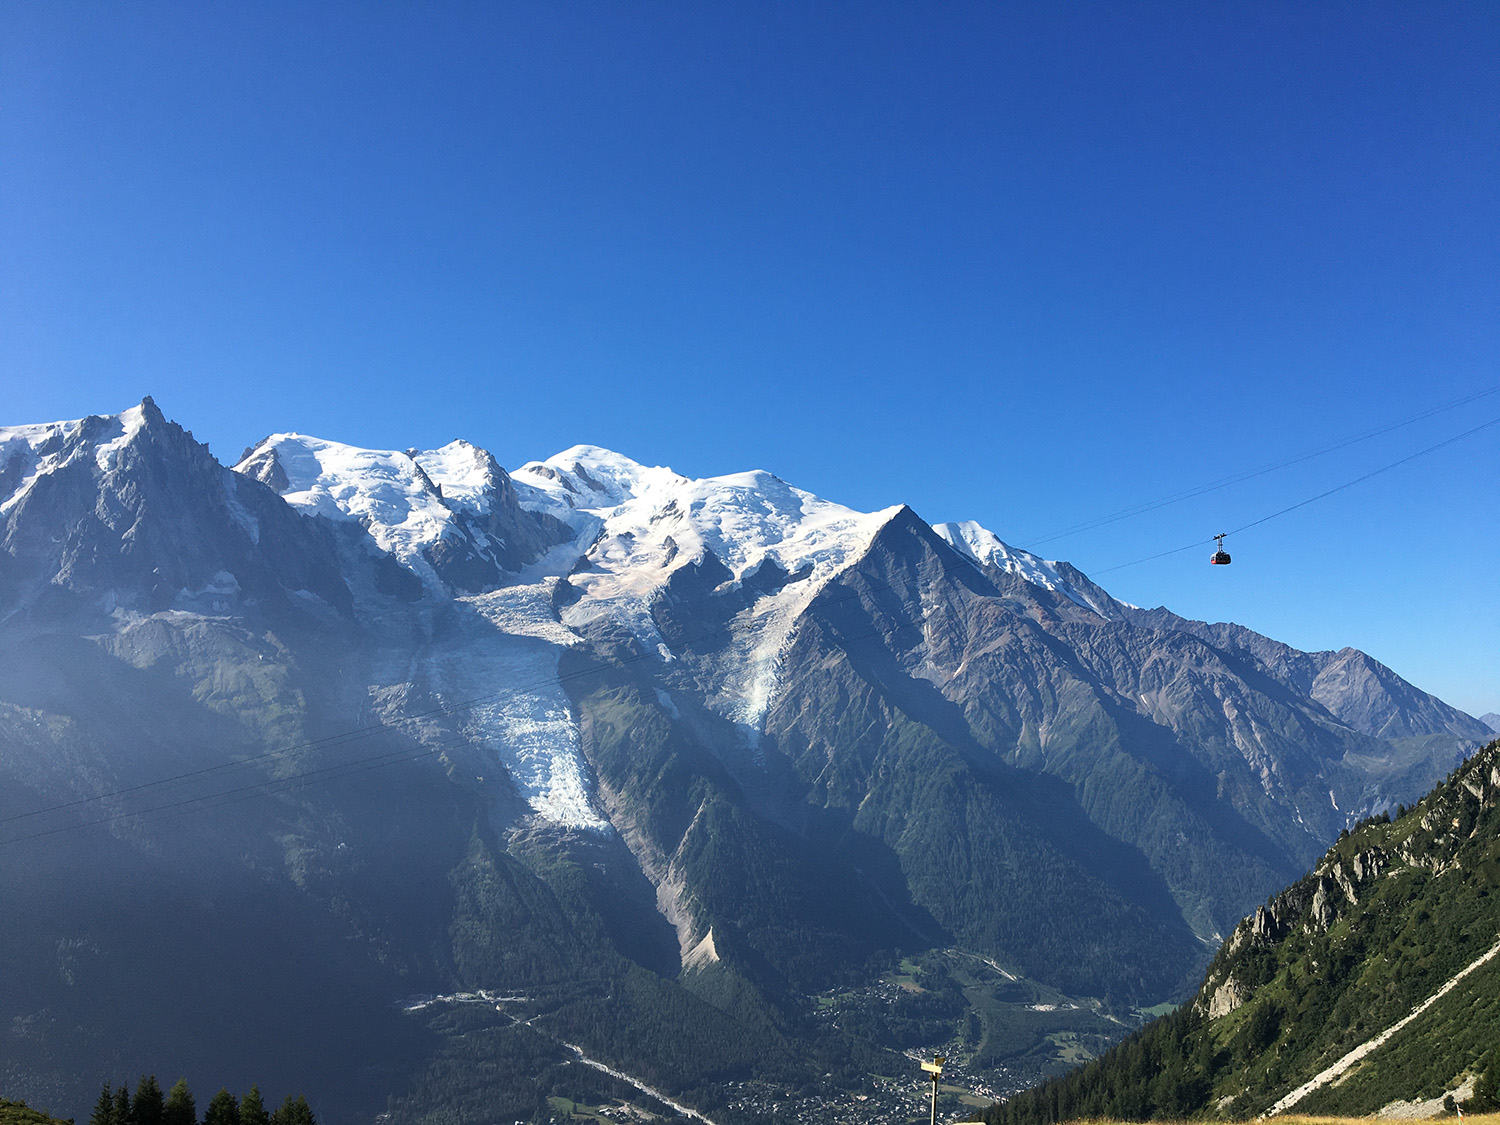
xmin=1210 ymin=533 xmax=1231 ymax=566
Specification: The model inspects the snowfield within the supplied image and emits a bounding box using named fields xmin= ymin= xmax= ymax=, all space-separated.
xmin=221 ymin=434 xmax=1078 ymax=830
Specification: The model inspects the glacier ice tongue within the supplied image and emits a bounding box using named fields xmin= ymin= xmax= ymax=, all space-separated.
xmin=421 ymin=581 xmax=610 ymax=833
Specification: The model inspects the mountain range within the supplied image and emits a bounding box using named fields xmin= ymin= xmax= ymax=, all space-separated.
xmin=0 ymin=398 xmax=1489 ymax=1124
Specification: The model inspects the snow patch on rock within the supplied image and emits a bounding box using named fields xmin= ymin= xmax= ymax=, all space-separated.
xmin=933 ymin=520 xmax=1112 ymax=618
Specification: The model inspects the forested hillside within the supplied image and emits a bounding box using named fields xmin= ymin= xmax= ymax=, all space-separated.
xmin=985 ymin=739 xmax=1500 ymax=1123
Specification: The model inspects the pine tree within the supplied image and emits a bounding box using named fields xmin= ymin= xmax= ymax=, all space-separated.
xmin=202 ymin=1090 xmax=238 ymax=1125
xmin=89 ymin=1084 xmax=115 ymax=1125
xmin=134 ymin=1077 xmax=163 ymax=1125
xmin=237 ymin=1088 xmax=268 ymax=1125
xmin=111 ymin=1084 xmax=130 ymax=1125
xmin=268 ymin=1095 xmax=313 ymax=1125
xmin=1474 ymin=1048 xmax=1500 ymax=1111
xmin=162 ymin=1080 xmax=195 ymax=1125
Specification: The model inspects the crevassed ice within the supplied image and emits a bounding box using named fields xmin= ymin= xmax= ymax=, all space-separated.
xmin=425 ymin=583 xmax=609 ymax=832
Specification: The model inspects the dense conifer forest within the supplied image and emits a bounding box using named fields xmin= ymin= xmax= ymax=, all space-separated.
xmin=83 ymin=1079 xmax=313 ymax=1125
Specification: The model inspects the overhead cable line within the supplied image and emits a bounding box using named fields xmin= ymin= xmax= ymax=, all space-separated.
xmin=1 ymin=726 xmax=493 ymax=845
xmin=1090 ymin=413 xmax=1500 ymax=575
xmin=1017 ymin=383 xmax=1500 ymax=551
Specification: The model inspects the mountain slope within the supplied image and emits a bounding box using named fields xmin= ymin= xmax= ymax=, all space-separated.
xmin=0 ymin=400 xmax=1489 ymax=1125
xmin=983 ymin=738 xmax=1500 ymax=1123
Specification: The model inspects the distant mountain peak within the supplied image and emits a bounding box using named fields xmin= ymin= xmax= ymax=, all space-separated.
xmin=932 ymin=519 xmax=1113 ymax=618
xmin=231 ymin=432 xmax=567 ymax=596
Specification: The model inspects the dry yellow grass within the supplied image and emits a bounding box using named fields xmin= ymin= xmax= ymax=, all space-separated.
xmin=1043 ymin=1117 xmax=1500 ymax=1125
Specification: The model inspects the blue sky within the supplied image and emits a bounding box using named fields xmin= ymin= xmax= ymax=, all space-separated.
xmin=2 ymin=2 xmax=1497 ymax=714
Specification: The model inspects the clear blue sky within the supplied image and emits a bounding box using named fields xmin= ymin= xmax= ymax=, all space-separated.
xmin=2 ymin=2 xmax=1497 ymax=715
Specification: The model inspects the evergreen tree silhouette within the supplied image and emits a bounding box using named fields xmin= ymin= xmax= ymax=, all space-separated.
xmin=269 ymin=1095 xmax=314 ymax=1125
xmin=202 ymin=1090 xmax=238 ymax=1125
xmin=89 ymin=1085 xmax=114 ymax=1125
xmin=237 ymin=1088 xmax=268 ymax=1125
xmin=134 ymin=1077 xmax=163 ymax=1125
xmin=162 ymin=1080 xmax=195 ymax=1125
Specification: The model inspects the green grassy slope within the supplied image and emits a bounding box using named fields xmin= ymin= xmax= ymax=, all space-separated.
xmin=983 ymin=739 xmax=1500 ymax=1122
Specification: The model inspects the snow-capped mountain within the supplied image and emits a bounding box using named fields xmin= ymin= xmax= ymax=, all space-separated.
xmin=1 ymin=399 xmax=1491 ymax=1125
xmin=508 ymin=446 xmax=902 ymax=747
xmin=0 ymin=397 xmax=349 ymax=618
xmin=932 ymin=519 xmax=1118 ymax=618
xmin=235 ymin=432 xmax=568 ymax=597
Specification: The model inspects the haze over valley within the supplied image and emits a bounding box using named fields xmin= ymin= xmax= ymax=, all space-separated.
xmin=1 ymin=399 xmax=1490 ymax=1123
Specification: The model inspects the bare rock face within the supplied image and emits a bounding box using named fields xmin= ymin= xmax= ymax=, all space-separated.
xmin=1309 ymin=647 xmax=1493 ymax=741
xmin=0 ymin=398 xmax=351 ymax=620
xmin=1125 ymin=611 xmax=1492 ymax=743
xmin=1205 ymin=973 xmax=1248 ymax=1018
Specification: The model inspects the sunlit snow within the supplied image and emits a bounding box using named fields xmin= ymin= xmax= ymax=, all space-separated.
xmin=933 ymin=520 xmax=1113 ymax=618
xmin=512 ymin=446 xmax=900 ymax=745
xmin=238 ymin=434 xmax=458 ymax=591
xmin=414 ymin=440 xmax=504 ymax=513
xmin=0 ymin=404 xmax=148 ymax=517
xmin=219 ymin=435 xmax=1114 ymax=831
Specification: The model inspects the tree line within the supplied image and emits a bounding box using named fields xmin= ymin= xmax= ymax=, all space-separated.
xmin=89 ymin=1078 xmax=313 ymax=1125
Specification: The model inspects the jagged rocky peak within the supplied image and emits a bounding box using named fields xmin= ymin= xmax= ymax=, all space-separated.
xmin=1 ymin=398 xmax=351 ymax=617
xmin=236 ymin=436 xmax=291 ymax=492
xmin=1 ymin=397 xmax=158 ymax=506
